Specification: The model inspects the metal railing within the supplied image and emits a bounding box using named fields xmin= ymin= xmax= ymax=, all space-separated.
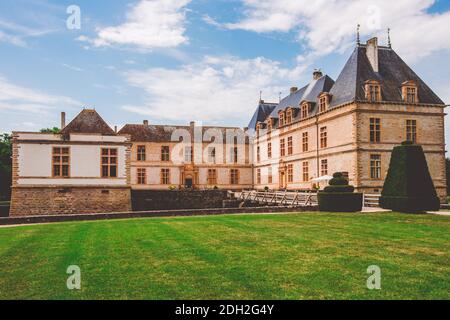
xmin=363 ymin=194 xmax=381 ymax=208
xmin=236 ymin=190 xmax=318 ymax=207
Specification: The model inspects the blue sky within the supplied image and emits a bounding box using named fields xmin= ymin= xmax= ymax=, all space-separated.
xmin=1 ymin=0 xmax=450 ymax=143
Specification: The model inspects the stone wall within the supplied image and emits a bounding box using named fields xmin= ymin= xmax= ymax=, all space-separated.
xmin=9 ymin=187 xmax=132 ymax=216
xmin=132 ymin=190 xmax=229 ymax=211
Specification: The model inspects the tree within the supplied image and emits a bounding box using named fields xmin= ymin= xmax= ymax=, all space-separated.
xmin=0 ymin=133 xmax=12 ymax=200
xmin=40 ymin=127 xmax=61 ymax=134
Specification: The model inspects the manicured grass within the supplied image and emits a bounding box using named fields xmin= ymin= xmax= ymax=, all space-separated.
xmin=0 ymin=212 xmax=448 ymax=300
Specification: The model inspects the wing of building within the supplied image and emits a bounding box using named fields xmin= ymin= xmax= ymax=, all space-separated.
xmin=250 ymin=37 xmax=446 ymax=201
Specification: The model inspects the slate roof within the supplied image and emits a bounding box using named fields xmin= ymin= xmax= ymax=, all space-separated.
xmin=119 ymin=124 xmax=249 ymax=143
xmin=247 ymin=102 xmax=277 ymax=129
xmin=60 ymin=109 xmax=116 ymax=135
xmin=249 ymin=43 xmax=445 ymax=128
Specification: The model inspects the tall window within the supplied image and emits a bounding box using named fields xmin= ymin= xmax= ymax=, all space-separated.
xmin=287 ymin=137 xmax=293 ymax=155
xmin=161 ymin=146 xmax=170 ymax=162
xmin=52 ymin=147 xmax=70 ymax=177
xmin=257 ymin=146 xmax=261 ymax=162
xmin=367 ymin=84 xmax=381 ymax=102
xmin=230 ymin=147 xmax=238 ymax=163
xmin=161 ymin=169 xmax=170 ymax=185
xmin=406 ymin=87 xmax=417 ymax=103
xmin=267 ymin=141 xmax=272 ymax=159
xmin=301 ymin=103 xmax=309 ymax=118
xmin=137 ymin=168 xmax=146 ymax=185
xmin=302 ymin=132 xmax=309 ymax=152
xmin=321 ymin=159 xmax=328 ymax=176
xmin=279 ymin=112 xmax=285 ymax=127
xmin=320 ymin=127 xmax=327 ymax=149
xmin=280 ymin=138 xmax=286 ymax=157
xmin=268 ymin=167 xmax=273 ymax=184
xmin=319 ymin=96 xmax=327 ymax=113
xmin=207 ymin=169 xmax=217 ymax=185
xmin=406 ymin=120 xmax=417 ymax=143
xmin=208 ymin=147 xmax=216 ymax=163
xmin=257 ymin=169 xmax=261 ymax=184
xmin=287 ymin=164 xmax=294 ymax=183
xmin=185 ymin=146 xmax=193 ymax=162
xmin=137 ymin=145 xmax=146 ymax=161
xmin=302 ymin=161 xmax=309 ymax=182
xmin=101 ymin=148 xmax=118 ymax=178
xmin=370 ymin=118 xmax=381 ymax=143
xmin=286 ymin=109 xmax=293 ymax=124
xmin=230 ymin=169 xmax=239 ymax=185
xmin=370 ymin=155 xmax=382 ymax=180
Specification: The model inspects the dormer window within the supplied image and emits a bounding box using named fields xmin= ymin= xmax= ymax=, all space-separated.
xmin=267 ymin=118 xmax=274 ymax=132
xmin=256 ymin=122 xmax=261 ymax=136
xmin=402 ymin=81 xmax=419 ymax=104
xmin=301 ymin=102 xmax=309 ymax=119
xmin=365 ymin=80 xmax=381 ymax=102
xmin=318 ymin=93 xmax=330 ymax=113
xmin=286 ymin=108 xmax=293 ymax=124
xmin=278 ymin=111 xmax=285 ymax=127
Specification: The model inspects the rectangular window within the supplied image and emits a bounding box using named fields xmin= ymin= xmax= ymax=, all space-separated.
xmin=370 ymin=118 xmax=381 ymax=143
xmin=230 ymin=169 xmax=239 ymax=185
xmin=208 ymin=147 xmax=216 ymax=163
xmin=286 ymin=109 xmax=293 ymax=124
xmin=268 ymin=141 xmax=272 ymax=159
xmin=52 ymin=147 xmax=70 ymax=177
xmin=302 ymin=161 xmax=309 ymax=182
xmin=137 ymin=168 xmax=146 ymax=185
xmin=257 ymin=146 xmax=261 ymax=162
xmin=101 ymin=148 xmax=118 ymax=178
xmin=320 ymin=127 xmax=327 ymax=149
xmin=301 ymin=104 xmax=309 ymax=118
xmin=161 ymin=146 xmax=170 ymax=162
xmin=287 ymin=136 xmax=293 ymax=155
xmin=268 ymin=167 xmax=273 ymax=184
xmin=280 ymin=138 xmax=286 ymax=157
xmin=406 ymin=87 xmax=416 ymax=104
xmin=287 ymin=164 xmax=294 ymax=183
xmin=406 ymin=120 xmax=417 ymax=143
xmin=137 ymin=145 xmax=146 ymax=161
xmin=185 ymin=146 xmax=193 ymax=162
xmin=369 ymin=85 xmax=381 ymax=102
xmin=302 ymin=132 xmax=309 ymax=152
xmin=208 ymin=169 xmax=217 ymax=185
xmin=257 ymin=169 xmax=261 ymax=184
xmin=230 ymin=147 xmax=238 ymax=163
xmin=321 ymin=159 xmax=328 ymax=176
xmin=319 ymin=97 xmax=327 ymax=113
xmin=161 ymin=169 xmax=170 ymax=185
xmin=370 ymin=155 xmax=382 ymax=180
xmin=279 ymin=112 xmax=285 ymax=127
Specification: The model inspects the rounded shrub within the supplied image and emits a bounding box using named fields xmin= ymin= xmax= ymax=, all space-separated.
xmin=318 ymin=172 xmax=363 ymax=212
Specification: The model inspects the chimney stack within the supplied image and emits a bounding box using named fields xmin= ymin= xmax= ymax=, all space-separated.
xmin=143 ymin=120 xmax=149 ymax=126
xmin=61 ymin=112 xmax=66 ymax=129
xmin=114 ymin=126 xmax=118 ymax=133
xmin=290 ymin=87 xmax=298 ymax=94
xmin=313 ymin=69 xmax=323 ymax=80
xmin=366 ymin=37 xmax=379 ymax=72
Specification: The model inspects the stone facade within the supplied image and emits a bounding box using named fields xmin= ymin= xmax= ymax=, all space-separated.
xmin=10 ymin=187 xmax=131 ymax=216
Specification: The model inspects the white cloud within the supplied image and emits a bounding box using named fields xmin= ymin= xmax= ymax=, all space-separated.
xmin=217 ymin=0 xmax=450 ymax=62
xmin=122 ymin=56 xmax=308 ymax=124
xmin=0 ymin=75 xmax=80 ymax=114
xmin=87 ymin=0 xmax=191 ymax=51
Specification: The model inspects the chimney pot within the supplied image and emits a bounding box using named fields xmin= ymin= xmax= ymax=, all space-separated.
xmin=61 ymin=112 xmax=66 ymax=130
xmin=313 ymin=69 xmax=323 ymax=80
xmin=114 ymin=126 xmax=118 ymax=133
xmin=143 ymin=120 xmax=149 ymax=126
xmin=290 ymin=87 xmax=298 ymax=94
xmin=366 ymin=37 xmax=379 ymax=72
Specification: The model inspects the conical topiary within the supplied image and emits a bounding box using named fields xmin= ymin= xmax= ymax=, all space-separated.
xmin=318 ymin=172 xmax=363 ymax=212
xmin=380 ymin=141 xmax=440 ymax=213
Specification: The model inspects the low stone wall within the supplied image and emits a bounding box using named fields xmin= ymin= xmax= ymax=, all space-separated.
xmin=132 ymin=190 xmax=230 ymax=211
xmin=0 ymin=206 xmax=319 ymax=226
xmin=9 ymin=187 xmax=132 ymax=217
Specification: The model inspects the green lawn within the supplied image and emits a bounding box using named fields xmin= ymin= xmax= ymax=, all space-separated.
xmin=0 ymin=212 xmax=449 ymax=300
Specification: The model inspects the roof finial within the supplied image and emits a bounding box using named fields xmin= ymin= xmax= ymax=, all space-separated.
xmin=387 ymin=28 xmax=392 ymax=48
xmin=279 ymin=92 xmax=282 ymax=103
xmin=357 ymin=24 xmax=361 ymax=46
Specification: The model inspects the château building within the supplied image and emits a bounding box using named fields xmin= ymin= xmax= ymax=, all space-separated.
xmin=9 ymin=36 xmax=447 ymax=216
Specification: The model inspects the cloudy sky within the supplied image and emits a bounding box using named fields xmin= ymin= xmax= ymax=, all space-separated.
xmin=0 ymin=0 xmax=449 ymax=142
